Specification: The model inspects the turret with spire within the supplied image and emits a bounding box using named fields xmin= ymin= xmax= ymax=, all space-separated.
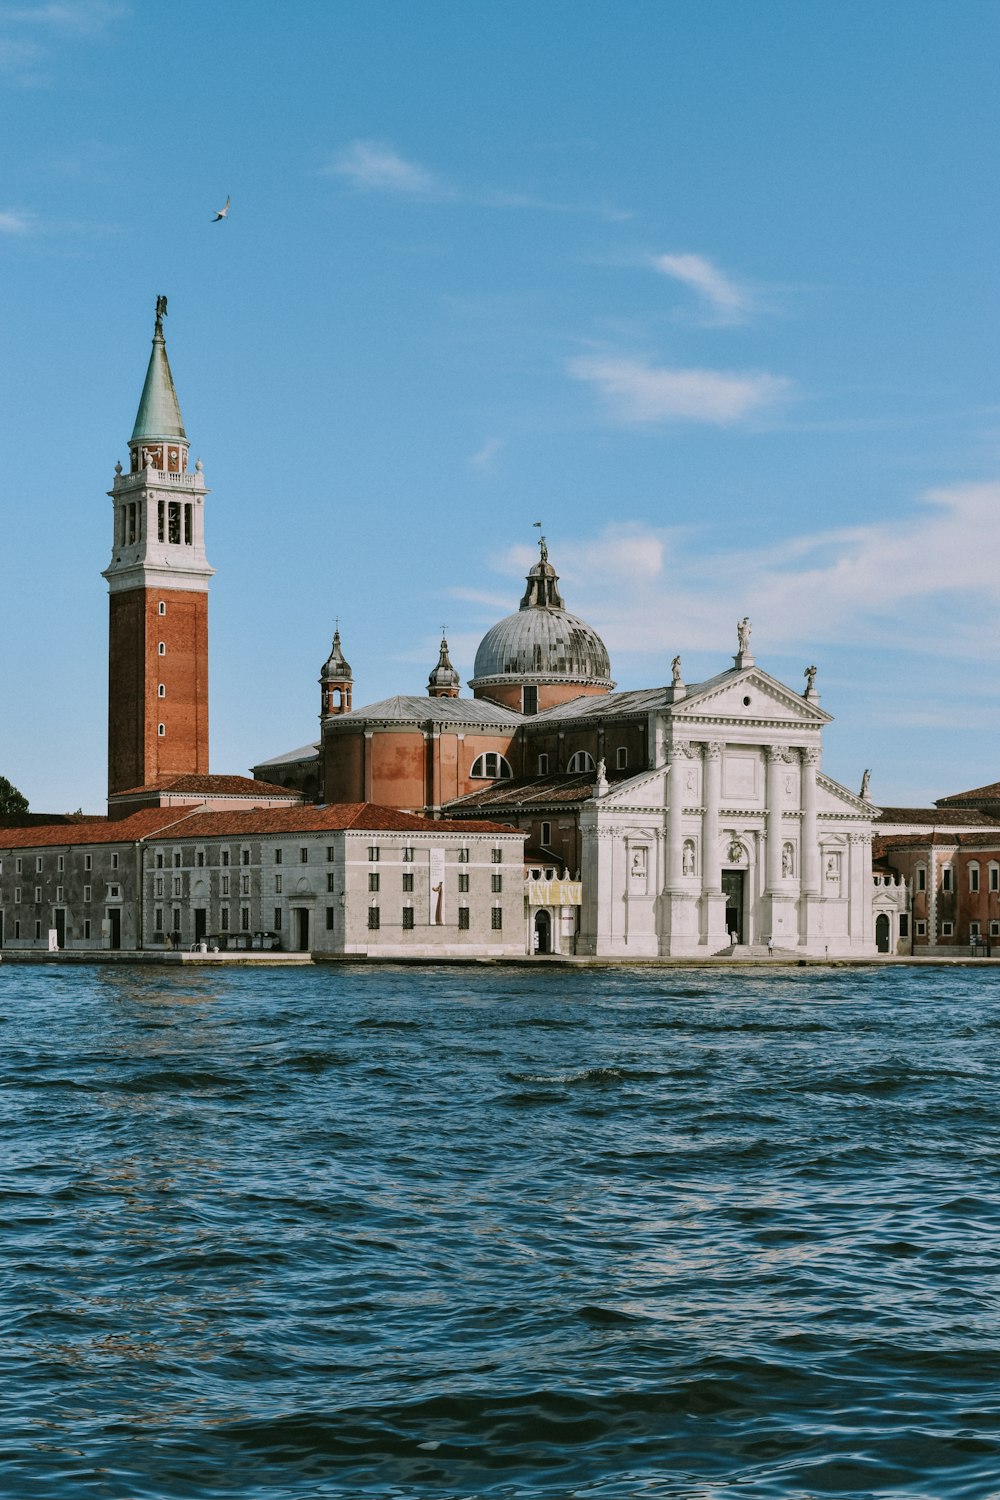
xmin=320 ymin=625 xmax=353 ymax=719
xmin=427 ymin=630 xmax=461 ymax=698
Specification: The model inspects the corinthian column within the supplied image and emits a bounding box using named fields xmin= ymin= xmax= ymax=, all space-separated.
xmin=801 ymin=746 xmax=820 ymax=894
xmin=702 ymin=742 xmax=722 ymax=894
xmin=666 ymin=743 xmax=688 ymax=890
xmin=765 ymin=746 xmax=785 ymax=893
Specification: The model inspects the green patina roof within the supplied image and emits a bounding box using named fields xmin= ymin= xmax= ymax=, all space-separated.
xmin=130 ymin=329 xmax=186 ymax=443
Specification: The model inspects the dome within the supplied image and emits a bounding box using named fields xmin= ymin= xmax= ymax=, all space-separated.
xmin=470 ymin=541 xmax=613 ymax=690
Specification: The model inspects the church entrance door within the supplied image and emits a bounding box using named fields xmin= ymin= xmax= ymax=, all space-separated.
xmin=875 ymin=913 xmax=890 ymax=953
xmin=295 ymin=909 xmax=310 ymax=952
xmin=722 ymin=870 xmax=745 ymax=944
xmin=534 ymin=910 xmax=552 ymax=955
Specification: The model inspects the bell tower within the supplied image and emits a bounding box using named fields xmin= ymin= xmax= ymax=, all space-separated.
xmin=104 ymin=298 xmax=214 ymax=801
xmin=320 ymin=626 xmax=353 ymax=720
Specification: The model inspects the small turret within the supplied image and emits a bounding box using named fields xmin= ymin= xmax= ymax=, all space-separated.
xmin=320 ymin=626 xmax=353 ymax=720
xmin=427 ymin=632 xmax=461 ymax=698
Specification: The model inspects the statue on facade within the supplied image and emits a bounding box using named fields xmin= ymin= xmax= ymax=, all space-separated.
xmin=682 ymin=840 xmax=695 ymax=876
xmin=804 ymin=664 xmax=817 ymax=693
xmin=539 ymin=535 xmax=548 ymax=564
xmin=671 ymin=655 xmax=682 ymax=685
xmin=595 ymin=756 xmax=607 ymax=785
xmin=782 ymin=843 xmax=794 ymax=877
xmin=737 ymin=617 xmax=751 ymax=653
xmin=155 ymin=294 xmax=168 ymax=328
xmin=860 ymin=768 xmax=871 ymax=800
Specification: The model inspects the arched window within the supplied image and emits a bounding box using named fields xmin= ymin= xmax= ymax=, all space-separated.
xmin=567 ymin=751 xmax=595 ymax=773
xmin=470 ymin=752 xmax=512 ymax=780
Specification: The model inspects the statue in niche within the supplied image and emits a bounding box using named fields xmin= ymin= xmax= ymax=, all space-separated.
xmin=826 ymin=855 xmax=840 ymax=881
xmin=782 ymin=842 xmax=794 ymax=877
xmin=671 ymin=655 xmax=682 ymax=685
xmin=727 ymin=836 xmax=744 ymax=864
xmin=682 ymin=840 xmax=696 ymax=876
xmin=805 ymin=664 xmax=817 ymax=693
xmin=631 ymin=848 xmax=647 ymax=879
xmin=860 ymin=769 xmax=871 ymax=800
xmin=737 ymin=617 xmax=752 ymax=653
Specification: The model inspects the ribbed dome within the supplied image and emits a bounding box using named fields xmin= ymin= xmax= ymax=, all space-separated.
xmin=471 ymin=540 xmax=612 ymax=688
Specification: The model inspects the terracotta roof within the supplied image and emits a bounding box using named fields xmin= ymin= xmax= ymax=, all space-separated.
xmin=0 ymin=807 xmax=199 ymax=849
xmin=875 ymin=807 xmax=1000 ymax=826
xmin=143 ymin=803 xmax=525 ymax=840
xmin=112 ymin=774 xmax=301 ymax=799
xmin=937 ymin=782 xmax=1000 ymax=806
xmin=251 ymin=743 xmax=321 ymax=769
xmin=332 ymin=695 xmax=522 ymax=727
xmin=876 ymin=830 xmax=1000 ymax=855
xmin=445 ymin=771 xmax=632 ymax=812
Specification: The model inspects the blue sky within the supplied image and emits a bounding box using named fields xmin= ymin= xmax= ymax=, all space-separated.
xmin=1 ymin=0 xmax=997 ymax=812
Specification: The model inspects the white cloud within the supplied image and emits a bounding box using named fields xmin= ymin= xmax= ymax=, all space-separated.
xmin=653 ymin=252 xmax=751 ymax=323
xmin=469 ymin=436 xmax=504 ymax=471
xmin=2 ymin=2 xmax=129 ymax=33
xmin=568 ymin=354 xmax=790 ymax=425
xmin=326 ymin=140 xmax=449 ymax=197
xmin=0 ymin=209 xmax=32 ymax=232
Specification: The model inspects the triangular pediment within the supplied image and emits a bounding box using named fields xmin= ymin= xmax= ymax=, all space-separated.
xmin=817 ymin=773 xmax=876 ymax=816
xmin=593 ymin=762 xmax=668 ymax=809
xmin=673 ymin=668 xmax=831 ymax=726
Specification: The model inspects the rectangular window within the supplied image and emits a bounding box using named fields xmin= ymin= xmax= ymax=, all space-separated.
xmin=274 ymin=849 xmax=283 ymax=865
xmin=14 ymin=887 xmax=20 ymax=904
xmin=184 ymin=503 xmax=192 ymax=546
xmin=541 ymin=822 xmax=551 ymax=846
xmin=168 ymin=500 xmax=180 ymax=543
xmin=15 ymin=858 xmax=21 ymax=875
xmin=173 ymin=877 xmax=182 ymax=896
xmin=523 ymin=685 xmax=538 ymax=715
xmin=368 ymin=846 xmax=380 ymax=863
xmin=327 ymin=847 xmax=336 ymax=862
xmin=970 ymin=866 xmax=980 ymax=892
xmin=917 ymin=867 xmax=926 ymax=891
xmin=458 ymin=847 xmax=469 ymax=864
xmin=369 ymin=872 xmax=380 ymax=892
xmin=992 ymin=865 xmax=1000 ymax=892
xmin=402 ymin=872 xmax=414 ymax=892
xmin=368 ymin=906 xmax=380 ymax=930
xmin=402 ymin=907 xmax=415 ymax=930
xmin=83 ymin=920 xmax=91 ymax=940
xmin=458 ymin=907 xmax=470 ymax=930
xmin=221 ymin=850 xmax=230 ymax=867
xmin=491 ymin=873 xmax=502 ymax=893
xmin=616 ymin=746 xmax=628 ymax=770
xmin=991 ymin=921 xmax=1000 ymax=939
xmin=13 ymin=921 xmax=19 ymax=939
xmin=915 ymin=920 xmax=927 ymax=937
xmin=458 ymin=873 xmax=469 ymax=893
xmin=898 ymin=914 xmax=909 ymax=938
xmin=34 ymin=921 xmax=41 ymax=940
xmin=942 ymin=867 xmax=953 ymax=892
xmin=492 ymin=848 xmax=503 ymax=864
xmin=327 ymin=872 xmax=336 ymax=892
xmin=57 ymin=855 xmax=64 ymax=873
xmin=240 ymin=907 xmax=250 ymax=931
xmin=221 ymin=875 xmax=230 ymax=896
xmin=274 ymin=908 xmax=282 ymax=931
xmin=403 ymin=847 xmax=414 ymax=863
xmin=158 ymin=503 xmax=165 ymax=543
xmin=220 ymin=908 xmax=230 ymax=930
xmin=491 ymin=908 xmax=503 ymax=931
xmin=326 ymin=906 xmax=335 ymax=930
xmin=83 ymin=885 xmax=91 ymax=902
xmin=172 ymin=907 xmax=181 ymax=934
xmin=300 ymin=847 xmax=309 ymax=864
xmin=35 ymin=857 xmax=42 ymax=873
xmin=56 ymin=886 xmax=63 ymax=902
xmin=241 ymin=875 xmax=250 ymax=896
xmin=173 ymin=852 xmax=181 ymax=868
xmin=196 ymin=851 xmax=205 ymax=868
xmin=108 ymin=885 xmax=120 ymax=899
xmin=274 ymin=875 xmax=282 ymax=894
xmin=154 ymin=907 xmax=163 ymax=932
xmin=156 ymin=852 xmax=164 ymax=869
xmin=970 ymin=922 xmax=981 ymax=939
xmin=941 ymin=921 xmax=954 ymax=936
xmin=155 ymin=877 xmax=163 ymax=896
xmin=34 ymin=886 xmax=41 ymax=903
xmin=111 ymin=853 xmax=119 ymax=870
xmin=242 ymin=849 xmax=250 ymax=866
xmin=537 ymin=753 xmax=549 ymax=775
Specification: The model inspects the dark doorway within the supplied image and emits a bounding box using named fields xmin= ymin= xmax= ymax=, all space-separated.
xmin=54 ymin=909 xmax=66 ymax=949
xmin=194 ymin=908 xmax=207 ymax=943
xmin=722 ymin=870 xmax=745 ymax=944
xmin=875 ymin=912 xmax=891 ymax=954
xmin=295 ymin=909 xmax=310 ymax=952
xmin=534 ymin=909 xmax=552 ymax=955
xmin=107 ymin=908 xmax=121 ymax=950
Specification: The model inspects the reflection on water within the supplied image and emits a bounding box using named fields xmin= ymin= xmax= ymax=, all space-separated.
xmin=2 ymin=962 xmax=1000 ymax=1498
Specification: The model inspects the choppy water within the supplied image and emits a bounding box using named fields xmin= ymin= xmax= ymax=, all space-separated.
xmin=3 ymin=964 xmax=1000 ymax=1499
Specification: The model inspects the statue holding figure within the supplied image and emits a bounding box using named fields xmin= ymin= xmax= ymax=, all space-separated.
xmin=539 ymin=534 xmax=548 ymax=564
xmin=737 ymin=617 xmax=751 ymax=653
xmin=671 ymin=655 xmax=682 ymax=685
xmin=860 ymin=768 xmax=871 ymax=801
xmin=804 ymin=664 xmax=817 ymax=693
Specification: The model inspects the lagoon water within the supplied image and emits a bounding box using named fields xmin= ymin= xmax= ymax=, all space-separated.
xmin=3 ymin=963 xmax=1000 ymax=1499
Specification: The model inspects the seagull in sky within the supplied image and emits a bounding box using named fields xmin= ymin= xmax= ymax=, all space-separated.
xmin=211 ymin=195 xmax=231 ymax=222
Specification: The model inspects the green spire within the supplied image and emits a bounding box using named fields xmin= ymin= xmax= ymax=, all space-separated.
xmin=130 ymin=298 xmax=186 ymax=443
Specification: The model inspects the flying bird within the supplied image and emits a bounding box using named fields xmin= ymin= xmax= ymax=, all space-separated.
xmin=211 ymin=195 xmax=231 ymax=222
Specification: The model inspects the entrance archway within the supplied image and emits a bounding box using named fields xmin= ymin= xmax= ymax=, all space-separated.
xmin=875 ymin=912 xmax=891 ymax=954
xmin=534 ymin=909 xmax=552 ymax=955
xmin=722 ymin=869 xmax=746 ymax=944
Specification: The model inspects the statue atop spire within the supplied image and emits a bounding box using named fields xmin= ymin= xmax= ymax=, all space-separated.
xmin=155 ymin=294 xmax=168 ymax=331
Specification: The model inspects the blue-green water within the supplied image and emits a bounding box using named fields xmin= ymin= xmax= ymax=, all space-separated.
xmin=3 ymin=964 xmax=1000 ymax=1499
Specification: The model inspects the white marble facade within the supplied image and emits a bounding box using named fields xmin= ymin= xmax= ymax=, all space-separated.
xmin=577 ymin=662 xmax=875 ymax=957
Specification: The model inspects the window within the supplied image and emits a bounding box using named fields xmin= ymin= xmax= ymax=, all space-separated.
xmin=942 ymin=866 xmax=953 ymax=892
xmin=326 ymin=907 xmax=335 ymax=930
xmin=491 ymin=873 xmax=503 ymax=893
xmin=57 ymin=856 xmax=64 ymax=873
xmin=941 ymin=921 xmax=954 ymax=936
xmin=274 ymin=875 xmax=282 ymax=894
xmin=970 ymin=922 xmax=981 ymax=939
xmin=368 ymin=907 xmax=380 ymax=930
xmin=991 ymin=921 xmax=1000 ymax=939
xmin=616 ymin=747 xmax=628 ymax=770
xmin=221 ymin=875 xmax=230 ymax=896
xmin=14 ymin=858 xmax=22 ymax=875
xmin=899 ymin=914 xmax=910 ymax=938
xmin=173 ymin=877 xmax=182 ymax=897
xmin=111 ymin=853 xmax=119 ymax=870
xmin=537 ymin=753 xmax=549 ymax=776
xmin=158 ymin=601 xmax=166 ymax=616
xmin=14 ymin=887 xmax=20 ymax=904
xmin=274 ymin=849 xmax=283 ymax=865
xmin=471 ymin=752 xmax=512 ymax=780
xmin=56 ymin=886 xmax=63 ymax=902
xmin=220 ymin=908 xmax=229 ymax=930
xmin=970 ymin=865 xmax=980 ymax=892
xmin=402 ymin=907 xmax=415 ymax=930
xmin=916 ymin=920 xmax=927 ymax=937
xmin=916 ymin=867 xmax=926 ymax=891
xmin=154 ymin=907 xmax=163 ymax=932
xmin=326 ymin=872 xmax=336 ymax=893
xmin=522 ymin=685 xmax=538 ymax=715
xmin=327 ymin=847 xmax=336 ymax=862
xmin=34 ymin=887 xmax=41 ymax=903
xmin=196 ymin=851 xmax=205 ymax=867
xmin=35 ymin=857 xmax=42 ymax=873
xmin=221 ymin=850 xmax=230 ymax=867
xmin=34 ymin=921 xmax=41 ymax=940
xmin=240 ymin=907 xmax=250 ymax=932
xmin=241 ymin=875 xmax=250 ymax=896
xmin=491 ymin=908 xmax=503 ymax=931
xmin=300 ymin=847 xmax=309 ymax=864
xmin=173 ymin=852 xmax=181 ymax=868
xmin=155 ymin=876 xmax=164 ymax=897
xmin=171 ymin=907 xmax=181 ymax=933
xmin=83 ymin=885 xmax=91 ymax=902
xmin=567 ymin=751 xmax=596 ymax=772
xmin=155 ymin=852 xmax=164 ymax=869
xmin=242 ymin=849 xmax=251 ymax=866
xmin=369 ymin=872 xmax=380 ymax=892
xmin=158 ymin=641 xmax=166 ymax=656
xmin=458 ymin=847 xmax=469 ymax=864
xmin=274 ymin=908 xmax=282 ymax=931
xmin=458 ymin=907 xmax=470 ymax=930
xmin=458 ymin=873 xmax=469 ymax=893
xmin=402 ymin=872 xmax=414 ymax=892
xmin=158 ymin=685 xmax=166 ymax=699
xmin=83 ymin=920 xmax=91 ymax=940
xmin=13 ymin=921 xmax=19 ymax=939
xmin=541 ymin=822 xmax=551 ymax=846
xmin=991 ymin=864 xmax=1000 ymax=892
xmin=403 ymin=847 xmax=414 ymax=863
xmin=368 ymin=846 xmax=380 ymax=862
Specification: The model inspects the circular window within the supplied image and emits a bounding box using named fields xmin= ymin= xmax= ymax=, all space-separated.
xmin=742 ymin=695 xmax=752 ymax=707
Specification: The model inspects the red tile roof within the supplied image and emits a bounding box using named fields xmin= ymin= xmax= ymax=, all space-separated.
xmin=875 ymin=807 xmax=1000 ymax=826
xmin=144 ymin=803 xmax=526 ymax=840
xmin=937 ymin=782 xmax=1000 ymax=806
xmin=0 ymin=807 xmax=200 ymax=849
xmin=111 ymin=773 xmax=300 ymax=799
